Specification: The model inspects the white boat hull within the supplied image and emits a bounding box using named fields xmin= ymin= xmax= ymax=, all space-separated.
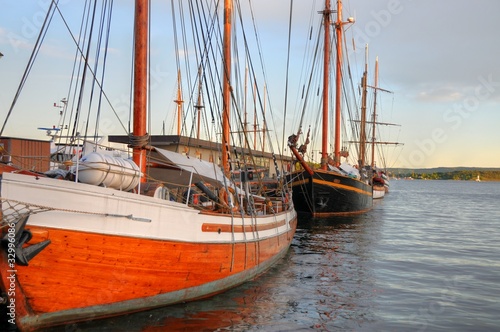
xmin=373 ymin=185 xmax=386 ymax=199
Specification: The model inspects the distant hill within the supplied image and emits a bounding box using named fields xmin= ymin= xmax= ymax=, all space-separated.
xmin=388 ymin=167 xmax=500 ymax=174
xmin=386 ymin=167 xmax=500 ymax=181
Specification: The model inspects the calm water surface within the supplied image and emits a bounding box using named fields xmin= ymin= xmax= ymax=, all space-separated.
xmin=52 ymin=180 xmax=500 ymax=331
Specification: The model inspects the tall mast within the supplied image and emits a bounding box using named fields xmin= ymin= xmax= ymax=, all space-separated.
xmin=262 ymin=84 xmax=267 ymax=153
xmin=132 ymin=0 xmax=148 ymax=180
xmin=195 ymin=67 xmax=203 ymax=139
xmin=244 ymin=65 xmax=248 ymax=138
xmin=333 ymin=0 xmax=343 ymax=167
xmin=359 ymin=45 xmax=368 ymax=169
xmin=253 ymin=81 xmax=257 ymax=150
xmin=371 ymin=56 xmax=379 ymax=168
xmin=222 ymin=0 xmax=232 ymax=176
xmin=320 ymin=0 xmax=331 ymax=171
xmin=174 ymin=69 xmax=183 ymax=136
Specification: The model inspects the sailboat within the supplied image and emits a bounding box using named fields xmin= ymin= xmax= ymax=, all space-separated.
xmin=0 ymin=1 xmax=296 ymax=330
xmin=366 ymin=56 xmax=402 ymax=196
xmin=358 ymin=51 xmax=384 ymax=200
xmin=287 ymin=0 xmax=372 ymax=216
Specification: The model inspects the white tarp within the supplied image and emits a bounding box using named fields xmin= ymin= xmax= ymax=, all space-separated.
xmin=339 ymin=162 xmax=361 ymax=179
xmin=154 ymin=147 xmax=229 ymax=185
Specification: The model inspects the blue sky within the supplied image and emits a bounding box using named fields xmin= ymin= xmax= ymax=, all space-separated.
xmin=1 ymin=0 xmax=499 ymax=169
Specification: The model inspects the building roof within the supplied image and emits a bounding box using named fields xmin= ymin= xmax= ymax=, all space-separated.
xmin=108 ymin=135 xmax=292 ymax=161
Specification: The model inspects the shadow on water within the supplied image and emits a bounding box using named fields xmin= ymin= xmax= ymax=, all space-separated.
xmin=281 ymin=209 xmax=383 ymax=331
xmin=297 ymin=210 xmax=378 ymax=228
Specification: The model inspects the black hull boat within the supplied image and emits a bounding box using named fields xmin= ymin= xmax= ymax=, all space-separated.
xmin=286 ymin=0 xmax=373 ymax=218
xmin=289 ymin=169 xmax=372 ymax=217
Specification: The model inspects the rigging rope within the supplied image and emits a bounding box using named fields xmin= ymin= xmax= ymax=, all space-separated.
xmin=49 ymin=0 xmax=129 ymax=153
xmin=282 ymin=0 xmax=294 ymax=158
xmin=71 ymin=0 xmax=98 ymax=142
xmin=90 ymin=0 xmax=114 ymax=148
xmin=0 ymin=1 xmax=58 ymax=136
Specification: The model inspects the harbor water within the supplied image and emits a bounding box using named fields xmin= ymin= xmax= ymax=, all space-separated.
xmin=41 ymin=180 xmax=500 ymax=331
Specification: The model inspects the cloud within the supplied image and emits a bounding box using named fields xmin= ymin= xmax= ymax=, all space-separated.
xmin=416 ymin=87 xmax=464 ymax=103
xmin=0 ymin=27 xmax=33 ymax=55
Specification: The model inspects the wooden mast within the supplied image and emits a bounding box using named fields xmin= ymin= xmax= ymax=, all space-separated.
xmin=359 ymin=45 xmax=368 ymax=168
xmin=320 ymin=0 xmax=331 ymax=171
xmin=195 ymin=68 xmax=203 ymax=139
xmin=333 ymin=0 xmax=343 ymax=167
xmin=222 ymin=0 xmax=232 ymax=175
xmin=371 ymin=56 xmax=379 ymax=168
xmin=262 ymin=84 xmax=267 ymax=153
xmin=244 ymin=65 xmax=248 ymax=139
xmin=174 ymin=69 xmax=183 ymax=136
xmin=132 ymin=0 xmax=148 ymax=179
xmin=253 ymin=82 xmax=257 ymax=150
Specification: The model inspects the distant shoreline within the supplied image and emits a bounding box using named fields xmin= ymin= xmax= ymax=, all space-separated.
xmin=388 ymin=167 xmax=500 ymax=173
xmin=387 ymin=168 xmax=500 ymax=181
xmin=396 ymin=178 xmax=500 ymax=182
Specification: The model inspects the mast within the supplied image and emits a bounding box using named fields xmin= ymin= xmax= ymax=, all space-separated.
xmin=195 ymin=68 xmax=203 ymax=139
xmin=320 ymin=0 xmax=331 ymax=171
xmin=359 ymin=46 xmax=368 ymax=169
xmin=222 ymin=0 xmax=232 ymax=176
xmin=333 ymin=0 xmax=343 ymax=167
xmin=288 ymin=0 xmax=353 ymax=177
xmin=262 ymin=84 xmax=267 ymax=153
xmin=253 ymin=82 xmax=257 ymax=150
xmin=174 ymin=69 xmax=183 ymax=136
xmin=371 ymin=56 xmax=379 ymax=168
xmin=244 ymin=65 xmax=248 ymax=138
xmin=132 ymin=0 xmax=148 ymax=180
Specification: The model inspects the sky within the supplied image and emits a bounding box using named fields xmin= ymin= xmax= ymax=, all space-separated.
xmin=1 ymin=0 xmax=499 ymax=169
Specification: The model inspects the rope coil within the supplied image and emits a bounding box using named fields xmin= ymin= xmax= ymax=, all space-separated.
xmin=128 ymin=133 xmax=150 ymax=148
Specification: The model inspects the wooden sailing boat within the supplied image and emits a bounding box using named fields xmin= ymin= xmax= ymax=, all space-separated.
xmin=366 ymin=55 xmax=385 ymax=199
xmin=0 ymin=1 xmax=296 ymax=330
xmin=287 ymin=0 xmax=372 ymax=216
xmin=366 ymin=56 xmax=402 ymax=195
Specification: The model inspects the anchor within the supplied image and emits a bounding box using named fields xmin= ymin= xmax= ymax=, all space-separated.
xmin=316 ymin=197 xmax=329 ymax=209
xmin=2 ymin=215 xmax=51 ymax=266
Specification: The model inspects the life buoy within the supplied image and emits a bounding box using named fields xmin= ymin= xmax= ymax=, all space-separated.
xmin=154 ymin=186 xmax=170 ymax=200
xmin=229 ymin=187 xmax=240 ymax=211
xmin=218 ymin=187 xmax=239 ymax=213
xmin=218 ymin=187 xmax=228 ymax=209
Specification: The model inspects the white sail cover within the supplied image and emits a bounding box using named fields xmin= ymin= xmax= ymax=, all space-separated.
xmin=339 ymin=162 xmax=361 ymax=179
xmin=154 ymin=147 xmax=229 ymax=185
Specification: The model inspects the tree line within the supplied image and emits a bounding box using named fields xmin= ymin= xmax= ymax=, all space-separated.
xmin=392 ymin=170 xmax=500 ymax=181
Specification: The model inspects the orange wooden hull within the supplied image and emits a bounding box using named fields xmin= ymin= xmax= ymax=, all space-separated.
xmin=0 ymin=217 xmax=296 ymax=331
